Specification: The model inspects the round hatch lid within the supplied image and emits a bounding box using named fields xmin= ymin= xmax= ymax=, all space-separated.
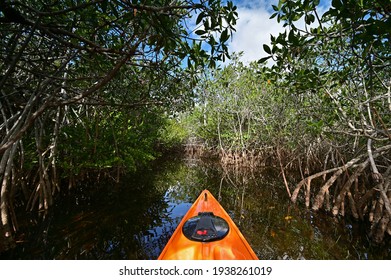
xmin=182 ymin=212 xmax=229 ymax=242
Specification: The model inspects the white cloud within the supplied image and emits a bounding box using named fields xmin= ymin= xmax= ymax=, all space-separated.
xmin=228 ymin=1 xmax=285 ymax=64
xmin=228 ymin=0 xmax=331 ymax=65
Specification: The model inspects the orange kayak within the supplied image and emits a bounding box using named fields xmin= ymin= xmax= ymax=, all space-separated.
xmin=158 ymin=189 xmax=258 ymax=260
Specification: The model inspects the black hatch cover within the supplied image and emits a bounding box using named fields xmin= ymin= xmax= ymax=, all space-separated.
xmin=182 ymin=212 xmax=229 ymax=242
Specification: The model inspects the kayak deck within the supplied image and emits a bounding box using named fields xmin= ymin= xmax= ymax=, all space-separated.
xmin=158 ymin=190 xmax=258 ymax=260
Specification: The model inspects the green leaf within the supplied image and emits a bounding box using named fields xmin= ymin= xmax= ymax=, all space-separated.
xmin=263 ymin=44 xmax=272 ymax=54
xmin=195 ymin=29 xmax=207 ymax=36
xmin=332 ymin=0 xmax=342 ymax=8
xmin=196 ymin=12 xmax=204 ymax=25
xmin=278 ymin=0 xmax=284 ymax=9
xmin=220 ymin=29 xmax=229 ymax=42
xmin=204 ymin=19 xmax=210 ymax=29
xmin=288 ymin=30 xmax=296 ymax=44
xmin=305 ymin=14 xmax=315 ymax=24
xmin=258 ymin=56 xmax=271 ymax=64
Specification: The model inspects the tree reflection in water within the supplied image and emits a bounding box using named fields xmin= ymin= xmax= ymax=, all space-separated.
xmin=1 ymin=157 xmax=390 ymax=259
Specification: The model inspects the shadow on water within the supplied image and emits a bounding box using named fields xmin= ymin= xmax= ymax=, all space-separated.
xmin=1 ymin=156 xmax=390 ymax=259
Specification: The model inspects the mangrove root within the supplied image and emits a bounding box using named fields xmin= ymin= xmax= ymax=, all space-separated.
xmin=291 ymin=144 xmax=391 ymax=242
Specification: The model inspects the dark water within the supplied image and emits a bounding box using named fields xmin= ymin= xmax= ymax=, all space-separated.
xmin=1 ymin=157 xmax=390 ymax=259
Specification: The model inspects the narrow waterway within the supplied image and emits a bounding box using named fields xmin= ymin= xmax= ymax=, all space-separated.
xmin=1 ymin=157 xmax=390 ymax=259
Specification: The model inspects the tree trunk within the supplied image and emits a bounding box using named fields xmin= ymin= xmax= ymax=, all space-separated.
xmin=0 ymin=142 xmax=18 ymax=242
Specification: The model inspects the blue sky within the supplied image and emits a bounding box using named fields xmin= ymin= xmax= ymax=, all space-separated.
xmin=227 ymin=0 xmax=331 ymax=64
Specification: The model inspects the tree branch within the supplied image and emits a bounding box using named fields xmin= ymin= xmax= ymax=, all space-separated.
xmin=367 ymin=138 xmax=382 ymax=183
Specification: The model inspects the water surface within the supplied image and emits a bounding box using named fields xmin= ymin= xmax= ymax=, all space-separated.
xmin=2 ymin=157 xmax=390 ymax=259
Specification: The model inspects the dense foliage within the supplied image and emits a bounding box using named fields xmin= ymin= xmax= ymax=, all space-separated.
xmin=180 ymin=0 xmax=390 ymax=242
xmin=1 ymin=0 xmax=390 ymax=252
xmin=190 ymin=55 xmax=317 ymax=149
xmin=0 ymin=0 xmax=237 ymax=246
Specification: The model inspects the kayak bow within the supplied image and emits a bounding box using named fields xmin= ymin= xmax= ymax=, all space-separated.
xmin=158 ymin=190 xmax=258 ymax=260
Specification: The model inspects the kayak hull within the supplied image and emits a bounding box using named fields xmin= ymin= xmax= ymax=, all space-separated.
xmin=158 ymin=190 xmax=258 ymax=260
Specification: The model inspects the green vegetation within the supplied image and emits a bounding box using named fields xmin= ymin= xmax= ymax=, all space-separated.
xmin=0 ymin=0 xmax=390 ymax=251
xmin=187 ymin=56 xmax=310 ymax=156
xmin=0 ymin=0 xmax=237 ymax=246
xmin=177 ymin=0 xmax=391 ymax=243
